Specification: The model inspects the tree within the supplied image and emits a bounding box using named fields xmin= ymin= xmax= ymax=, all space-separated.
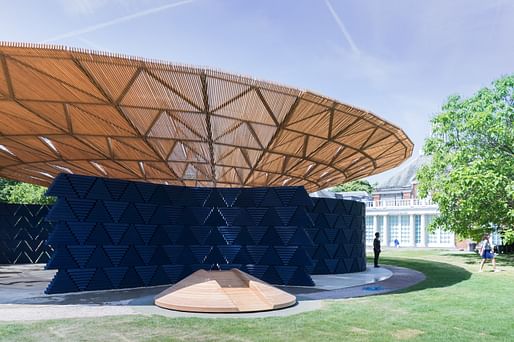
xmin=331 ymin=179 xmax=375 ymax=194
xmin=417 ymin=74 xmax=514 ymax=244
xmin=0 ymin=177 xmax=17 ymax=201
xmin=0 ymin=178 xmax=55 ymax=205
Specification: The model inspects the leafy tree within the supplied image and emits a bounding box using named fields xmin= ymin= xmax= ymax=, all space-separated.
xmin=0 ymin=177 xmax=17 ymax=202
xmin=331 ymin=179 xmax=375 ymax=194
xmin=0 ymin=178 xmax=55 ymax=204
xmin=417 ymin=74 xmax=514 ymax=244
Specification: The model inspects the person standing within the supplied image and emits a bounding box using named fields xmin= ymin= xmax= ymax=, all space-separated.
xmin=478 ymin=234 xmax=498 ymax=272
xmin=373 ymin=232 xmax=381 ymax=268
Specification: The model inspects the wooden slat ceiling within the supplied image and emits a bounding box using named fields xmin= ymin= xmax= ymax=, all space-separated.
xmin=0 ymin=43 xmax=413 ymax=192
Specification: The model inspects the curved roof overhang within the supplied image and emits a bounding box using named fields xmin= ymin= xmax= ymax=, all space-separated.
xmin=0 ymin=42 xmax=413 ymax=192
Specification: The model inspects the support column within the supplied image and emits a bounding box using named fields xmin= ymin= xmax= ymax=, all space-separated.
xmin=410 ymin=214 xmax=416 ymax=247
xmin=420 ymin=214 xmax=427 ymax=247
xmin=373 ymin=215 xmax=378 ymax=235
xmin=383 ymin=215 xmax=389 ymax=247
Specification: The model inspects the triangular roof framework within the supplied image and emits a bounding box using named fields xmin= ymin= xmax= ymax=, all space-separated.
xmin=0 ymin=43 xmax=413 ymax=192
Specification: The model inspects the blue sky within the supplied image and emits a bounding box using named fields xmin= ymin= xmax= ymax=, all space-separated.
xmin=1 ymin=0 xmax=513 ymax=183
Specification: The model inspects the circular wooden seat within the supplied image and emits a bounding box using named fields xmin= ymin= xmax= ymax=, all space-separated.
xmin=154 ymin=269 xmax=296 ymax=313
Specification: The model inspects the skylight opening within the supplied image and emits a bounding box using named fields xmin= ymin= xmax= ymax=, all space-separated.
xmin=320 ymin=171 xmax=329 ymax=178
xmin=51 ymin=164 xmax=73 ymax=174
xmin=40 ymin=137 xmax=59 ymax=154
xmin=139 ymin=161 xmax=146 ymax=176
xmin=91 ymin=161 xmax=107 ymax=175
xmin=180 ymin=143 xmax=187 ymax=158
xmin=282 ymin=177 xmax=291 ymax=185
xmin=37 ymin=171 xmax=54 ymax=179
xmin=0 ymin=144 xmax=15 ymax=156
xmin=184 ymin=164 xmax=197 ymax=179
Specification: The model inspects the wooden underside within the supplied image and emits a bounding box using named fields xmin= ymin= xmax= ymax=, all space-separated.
xmin=0 ymin=43 xmax=413 ymax=191
xmin=154 ymin=269 xmax=296 ymax=313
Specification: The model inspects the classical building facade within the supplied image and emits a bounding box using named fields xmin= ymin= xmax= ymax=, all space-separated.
xmin=364 ymin=198 xmax=454 ymax=248
xmin=365 ymin=156 xmax=455 ymax=248
xmin=315 ymin=156 xmax=455 ymax=248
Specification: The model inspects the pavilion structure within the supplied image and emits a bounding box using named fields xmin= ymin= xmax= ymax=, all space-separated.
xmin=0 ymin=42 xmax=412 ymax=192
xmin=0 ymin=43 xmax=413 ymax=313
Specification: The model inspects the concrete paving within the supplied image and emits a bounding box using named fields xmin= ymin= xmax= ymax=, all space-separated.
xmin=0 ymin=264 xmax=424 ymax=321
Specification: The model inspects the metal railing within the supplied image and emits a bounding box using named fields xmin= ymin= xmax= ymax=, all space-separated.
xmin=365 ymin=198 xmax=435 ymax=208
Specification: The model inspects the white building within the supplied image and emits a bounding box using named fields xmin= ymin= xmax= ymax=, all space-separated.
xmin=313 ymin=156 xmax=455 ymax=248
xmin=366 ymin=156 xmax=454 ymax=247
xmin=364 ymin=198 xmax=454 ymax=247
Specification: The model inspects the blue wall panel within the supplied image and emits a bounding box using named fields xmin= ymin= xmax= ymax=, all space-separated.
xmin=0 ymin=203 xmax=53 ymax=264
xmin=44 ymin=174 xmax=317 ymax=294
xmin=307 ymin=198 xmax=366 ymax=274
xmin=44 ymin=174 xmax=366 ymax=294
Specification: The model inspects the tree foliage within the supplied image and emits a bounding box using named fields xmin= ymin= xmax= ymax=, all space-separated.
xmin=331 ymin=179 xmax=375 ymax=194
xmin=0 ymin=178 xmax=54 ymax=204
xmin=0 ymin=178 xmax=17 ymax=202
xmin=417 ymin=74 xmax=514 ymax=243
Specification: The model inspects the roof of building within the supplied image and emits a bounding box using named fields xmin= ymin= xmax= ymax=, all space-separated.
xmin=338 ymin=190 xmax=370 ymax=197
xmin=0 ymin=43 xmax=413 ymax=191
xmin=375 ymin=155 xmax=430 ymax=191
xmin=309 ymin=189 xmax=344 ymax=199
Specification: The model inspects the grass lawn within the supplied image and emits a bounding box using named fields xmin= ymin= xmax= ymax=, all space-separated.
xmin=1 ymin=249 xmax=513 ymax=341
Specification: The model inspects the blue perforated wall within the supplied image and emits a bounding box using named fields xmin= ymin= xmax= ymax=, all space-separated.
xmin=307 ymin=198 xmax=366 ymax=274
xmin=44 ymin=174 xmax=317 ymax=294
xmin=0 ymin=203 xmax=53 ymax=264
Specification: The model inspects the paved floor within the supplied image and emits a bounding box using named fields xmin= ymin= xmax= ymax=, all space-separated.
xmin=0 ymin=264 xmax=425 ymax=321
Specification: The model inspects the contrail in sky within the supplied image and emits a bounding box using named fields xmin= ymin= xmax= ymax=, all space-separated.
xmin=41 ymin=0 xmax=195 ymax=43
xmin=324 ymin=0 xmax=360 ymax=55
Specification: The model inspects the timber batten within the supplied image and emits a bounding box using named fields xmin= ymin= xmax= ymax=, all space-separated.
xmin=0 ymin=42 xmax=413 ymax=191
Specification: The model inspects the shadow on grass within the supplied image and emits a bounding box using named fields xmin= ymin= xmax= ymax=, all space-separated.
xmin=376 ymin=257 xmax=472 ymax=293
xmin=440 ymin=251 xmax=514 ymax=267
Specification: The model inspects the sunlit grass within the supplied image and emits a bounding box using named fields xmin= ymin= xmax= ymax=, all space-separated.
xmin=1 ymin=249 xmax=513 ymax=341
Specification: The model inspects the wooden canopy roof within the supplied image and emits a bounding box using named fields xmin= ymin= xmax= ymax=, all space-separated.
xmin=0 ymin=42 xmax=413 ymax=192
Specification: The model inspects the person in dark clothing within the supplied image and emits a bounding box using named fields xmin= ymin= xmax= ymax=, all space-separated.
xmin=373 ymin=232 xmax=381 ymax=268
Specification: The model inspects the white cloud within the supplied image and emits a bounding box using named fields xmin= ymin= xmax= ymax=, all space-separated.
xmin=324 ymin=0 xmax=360 ymax=55
xmin=43 ymin=0 xmax=195 ymax=43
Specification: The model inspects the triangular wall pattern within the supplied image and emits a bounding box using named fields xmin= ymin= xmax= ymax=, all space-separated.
xmin=0 ymin=204 xmax=53 ymax=264
xmin=42 ymin=174 xmax=365 ymax=294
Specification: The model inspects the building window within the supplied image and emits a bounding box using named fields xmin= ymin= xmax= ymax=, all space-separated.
xmin=439 ymin=229 xmax=453 ymax=244
xmin=428 ymin=231 xmax=438 ymax=244
xmin=414 ymin=215 xmax=421 ymax=244
xmin=426 ymin=215 xmax=438 ymax=244
xmin=400 ymin=215 xmax=410 ymax=244
xmin=377 ymin=216 xmax=384 ymax=237
xmin=366 ymin=216 xmax=374 ymax=243
xmin=381 ymin=194 xmax=400 ymax=201
xmin=389 ymin=215 xmax=399 ymax=244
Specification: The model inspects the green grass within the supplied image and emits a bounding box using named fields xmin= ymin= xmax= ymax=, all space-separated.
xmin=1 ymin=249 xmax=513 ymax=342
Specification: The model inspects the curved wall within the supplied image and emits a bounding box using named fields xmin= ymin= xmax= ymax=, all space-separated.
xmin=307 ymin=198 xmax=366 ymax=274
xmin=0 ymin=204 xmax=53 ymax=264
xmin=43 ymin=174 xmax=366 ymax=294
